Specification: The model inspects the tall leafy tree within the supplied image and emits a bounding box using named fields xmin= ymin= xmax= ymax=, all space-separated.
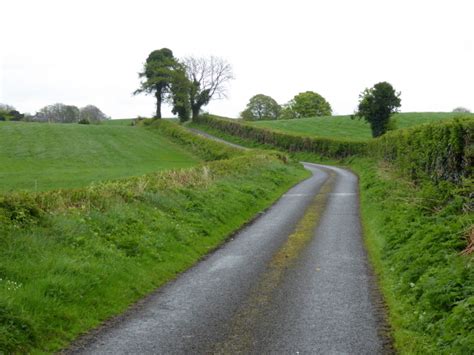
xmin=135 ymin=48 xmax=179 ymax=118
xmin=241 ymin=94 xmax=281 ymax=120
xmin=354 ymin=82 xmax=401 ymax=137
xmin=289 ymin=91 xmax=332 ymax=118
xmin=169 ymin=64 xmax=191 ymax=122
xmin=79 ymin=105 xmax=110 ymax=123
xmin=182 ymin=56 xmax=233 ymax=120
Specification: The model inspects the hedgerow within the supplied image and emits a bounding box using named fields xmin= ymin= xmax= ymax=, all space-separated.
xmin=372 ymin=118 xmax=473 ymax=184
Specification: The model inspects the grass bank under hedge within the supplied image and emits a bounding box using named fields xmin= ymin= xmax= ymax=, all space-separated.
xmin=0 ymin=121 xmax=309 ymax=353
xmin=191 ymin=118 xmax=474 ymax=353
xmin=349 ymin=158 xmax=473 ymax=353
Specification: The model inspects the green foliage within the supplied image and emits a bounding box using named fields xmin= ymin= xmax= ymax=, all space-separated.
xmin=135 ymin=48 xmax=181 ymax=118
xmin=286 ymin=91 xmax=332 ymax=118
xmin=0 ymin=121 xmax=200 ymax=192
xmin=0 ymin=131 xmax=307 ymax=352
xmin=241 ymin=94 xmax=281 ymax=120
xmin=354 ymin=82 xmax=401 ymax=137
xmin=169 ymin=65 xmax=191 ymax=122
xmin=372 ymin=118 xmax=473 ymax=184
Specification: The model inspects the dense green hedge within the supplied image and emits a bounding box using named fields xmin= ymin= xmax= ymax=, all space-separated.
xmin=372 ymin=118 xmax=473 ymax=184
xmin=194 ymin=114 xmax=367 ymax=158
xmin=195 ymin=114 xmax=473 ymax=185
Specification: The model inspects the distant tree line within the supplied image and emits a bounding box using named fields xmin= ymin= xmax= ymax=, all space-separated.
xmin=241 ymin=91 xmax=333 ymax=121
xmin=135 ymin=48 xmax=234 ymax=122
xmin=0 ymin=103 xmax=109 ymax=124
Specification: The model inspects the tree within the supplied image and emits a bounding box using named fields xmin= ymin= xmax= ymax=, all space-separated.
xmin=453 ymin=107 xmax=471 ymax=113
xmin=182 ymin=56 xmax=233 ymax=120
xmin=241 ymin=94 xmax=281 ymax=121
xmin=354 ymin=82 xmax=401 ymax=138
xmin=79 ymin=105 xmax=110 ymax=123
xmin=169 ymin=64 xmax=191 ymax=122
xmin=0 ymin=104 xmax=23 ymax=121
xmin=35 ymin=103 xmax=80 ymax=123
xmin=134 ymin=48 xmax=180 ymax=119
xmin=288 ymin=91 xmax=332 ymax=118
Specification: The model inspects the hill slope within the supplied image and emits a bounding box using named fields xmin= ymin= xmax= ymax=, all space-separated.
xmin=248 ymin=112 xmax=473 ymax=141
xmin=0 ymin=122 xmax=200 ymax=192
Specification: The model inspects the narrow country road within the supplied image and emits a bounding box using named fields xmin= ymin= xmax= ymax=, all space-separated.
xmin=69 ymin=163 xmax=390 ymax=354
xmin=68 ymin=130 xmax=392 ymax=354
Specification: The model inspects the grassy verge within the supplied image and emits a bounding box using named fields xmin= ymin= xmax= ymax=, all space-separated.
xmin=351 ymin=158 xmax=472 ymax=354
xmin=0 ymin=121 xmax=310 ymax=353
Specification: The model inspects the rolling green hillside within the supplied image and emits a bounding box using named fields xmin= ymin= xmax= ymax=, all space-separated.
xmin=0 ymin=122 xmax=200 ymax=192
xmin=248 ymin=112 xmax=473 ymax=141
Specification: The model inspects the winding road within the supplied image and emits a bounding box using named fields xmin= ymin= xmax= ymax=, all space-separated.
xmin=69 ymin=131 xmax=392 ymax=354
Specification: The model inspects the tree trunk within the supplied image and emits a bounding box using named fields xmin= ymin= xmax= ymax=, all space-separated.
xmin=191 ymin=105 xmax=200 ymax=121
xmin=155 ymin=92 xmax=162 ymax=119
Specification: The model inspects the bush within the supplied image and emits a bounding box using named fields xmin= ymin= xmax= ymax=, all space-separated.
xmin=78 ymin=118 xmax=90 ymax=125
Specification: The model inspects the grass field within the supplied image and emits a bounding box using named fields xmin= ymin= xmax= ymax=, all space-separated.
xmin=0 ymin=121 xmax=200 ymax=192
xmin=101 ymin=118 xmax=134 ymax=126
xmin=248 ymin=112 xmax=473 ymax=141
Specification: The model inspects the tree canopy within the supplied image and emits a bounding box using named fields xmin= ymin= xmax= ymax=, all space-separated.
xmin=0 ymin=104 xmax=24 ymax=121
xmin=32 ymin=103 xmax=109 ymax=123
xmin=354 ymin=81 xmax=401 ymax=137
xmin=241 ymin=94 xmax=281 ymax=120
xmin=452 ymin=107 xmax=471 ymax=113
xmin=79 ymin=105 xmax=110 ymax=123
xmin=35 ymin=103 xmax=80 ymax=123
xmin=135 ymin=48 xmax=180 ymax=118
xmin=280 ymin=91 xmax=332 ymax=119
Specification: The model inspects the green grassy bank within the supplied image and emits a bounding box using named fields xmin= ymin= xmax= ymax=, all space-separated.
xmin=351 ymin=158 xmax=473 ymax=353
xmin=248 ymin=112 xmax=473 ymax=141
xmin=0 ymin=121 xmax=199 ymax=192
xmin=191 ymin=116 xmax=474 ymax=353
xmin=0 ymin=121 xmax=309 ymax=353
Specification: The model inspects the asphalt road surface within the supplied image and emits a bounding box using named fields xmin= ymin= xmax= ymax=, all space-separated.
xmin=68 ymin=154 xmax=392 ymax=354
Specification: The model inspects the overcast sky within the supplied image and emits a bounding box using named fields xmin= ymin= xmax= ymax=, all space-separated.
xmin=1 ymin=0 xmax=473 ymax=118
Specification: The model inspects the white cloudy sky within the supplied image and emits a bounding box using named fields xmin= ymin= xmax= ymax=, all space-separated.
xmin=1 ymin=0 xmax=473 ymax=118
